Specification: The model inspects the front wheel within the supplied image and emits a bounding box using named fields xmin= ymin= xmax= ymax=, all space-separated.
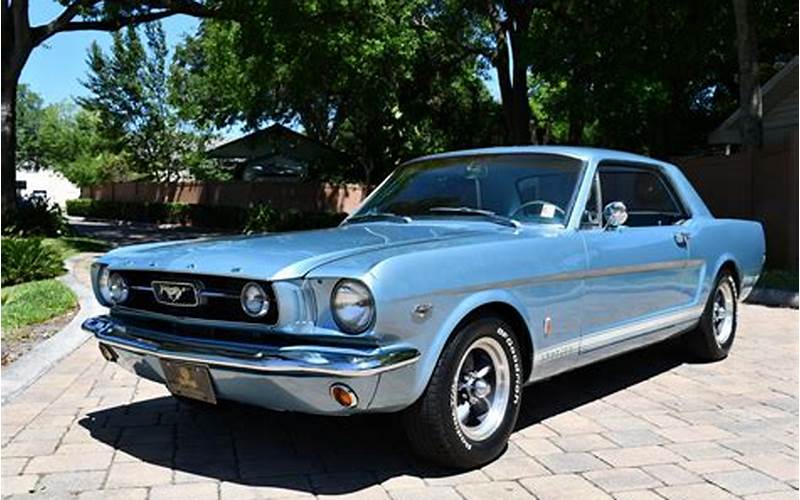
xmin=402 ymin=317 xmax=523 ymax=469
xmin=687 ymin=270 xmax=738 ymax=361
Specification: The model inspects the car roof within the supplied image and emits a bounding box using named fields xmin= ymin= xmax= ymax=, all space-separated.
xmin=403 ymin=146 xmax=668 ymax=167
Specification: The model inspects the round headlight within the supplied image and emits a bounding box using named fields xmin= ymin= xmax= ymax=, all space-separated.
xmin=241 ymin=282 xmax=270 ymax=318
xmin=108 ymin=273 xmax=129 ymax=304
xmin=331 ymin=279 xmax=375 ymax=334
xmin=97 ymin=268 xmax=128 ymax=305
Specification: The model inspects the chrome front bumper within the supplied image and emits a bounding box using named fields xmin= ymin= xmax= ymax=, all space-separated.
xmin=82 ymin=315 xmax=422 ymax=413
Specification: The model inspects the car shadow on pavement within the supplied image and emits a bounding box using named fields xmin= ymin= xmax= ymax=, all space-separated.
xmin=79 ymin=339 xmax=687 ymax=494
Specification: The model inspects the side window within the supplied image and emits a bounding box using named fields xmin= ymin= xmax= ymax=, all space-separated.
xmin=599 ymin=166 xmax=686 ymax=227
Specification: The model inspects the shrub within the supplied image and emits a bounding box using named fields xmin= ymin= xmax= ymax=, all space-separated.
xmin=2 ymin=196 xmax=70 ymax=237
xmin=243 ymin=203 xmax=280 ymax=234
xmin=64 ymin=198 xmax=93 ymax=217
xmin=1 ymin=238 xmax=65 ymax=286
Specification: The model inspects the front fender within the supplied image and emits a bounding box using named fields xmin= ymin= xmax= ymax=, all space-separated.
xmin=405 ymin=289 xmax=533 ymax=405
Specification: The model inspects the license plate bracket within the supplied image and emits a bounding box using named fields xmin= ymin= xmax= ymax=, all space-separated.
xmin=160 ymin=359 xmax=217 ymax=404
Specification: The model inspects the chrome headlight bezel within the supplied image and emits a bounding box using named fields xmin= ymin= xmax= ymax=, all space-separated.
xmin=92 ymin=263 xmax=128 ymax=306
xmin=240 ymin=281 xmax=271 ymax=318
xmin=330 ymin=279 xmax=375 ymax=334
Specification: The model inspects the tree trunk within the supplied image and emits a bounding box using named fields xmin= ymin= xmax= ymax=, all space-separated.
xmin=1 ymin=70 xmax=18 ymax=220
xmin=732 ymin=0 xmax=762 ymax=149
xmin=1 ymin=0 xmax=31 ymax=221
xmin=494 ymin=28 xmax=531 ymax=145
xmin=510 ymin=37 xmax=531 ymax=144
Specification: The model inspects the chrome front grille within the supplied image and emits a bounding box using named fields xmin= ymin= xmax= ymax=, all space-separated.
xmin=113 ymin=271 xmax=278 ymax=324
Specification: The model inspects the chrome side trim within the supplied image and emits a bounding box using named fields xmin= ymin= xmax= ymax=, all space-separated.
xmin=445 ymin=259 xmax=704 ymax=296
xmin=580 ymin=305 xmax=704 ymax=353
xmin=82 ymin=316 xmax=420 ymax=378
xmin=533 ymin=305 xmax=704 ymax=364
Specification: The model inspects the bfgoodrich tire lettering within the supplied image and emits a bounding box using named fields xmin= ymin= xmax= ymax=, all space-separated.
xmin=402 ymin=316 xmax=523 ymax=469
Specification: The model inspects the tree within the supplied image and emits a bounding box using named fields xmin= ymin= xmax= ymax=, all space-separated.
xmin=15 ymin=85 xmax=125 ymax=186
xmin=518 ymin=0 xmax=795 ymax=156
xmin=15 ymin=83 xmax=45 ymax=169
xmin=733 ymin=0 xmax=762 ymax=148
xmin=2 ymin=1 xmax=228 ymax=218
xmin=172 ymin=1 xmax=502 ymax=183
xmin=80 ymin=23 xmax=214 ymax=183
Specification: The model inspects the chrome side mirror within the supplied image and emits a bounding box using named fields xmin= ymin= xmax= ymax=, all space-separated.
xmin=603 ymin=201 xmax=628 ymax=229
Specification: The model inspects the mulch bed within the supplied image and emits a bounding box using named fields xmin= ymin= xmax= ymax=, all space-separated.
xmin=1 ymin=306 xmax=79 ymax=366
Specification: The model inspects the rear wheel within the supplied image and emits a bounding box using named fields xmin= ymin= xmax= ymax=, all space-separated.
xmin=687 ymin=270 xmax=738 ymax=361
xmin=402 ymin=316 xmax=523 ymax=469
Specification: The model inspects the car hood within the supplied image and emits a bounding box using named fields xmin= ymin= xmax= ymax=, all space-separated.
xmin=99 ymin=223 xmax=506 ymax=280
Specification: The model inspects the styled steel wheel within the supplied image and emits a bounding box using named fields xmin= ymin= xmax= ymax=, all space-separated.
xmin=712 ymin=278 xmax=735 ymax=346
xmin=402 ymin=316 xmax=523 ymax=469
xmin=687 ymin=270 xmax=738 ymax=361
xmin=453 ymin=337 xmax=511 ymax=442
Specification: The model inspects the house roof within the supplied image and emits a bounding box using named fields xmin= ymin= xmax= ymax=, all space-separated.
xmin=206 ymin=124 xmax=347 ymax=162
xmin=709 ymin=56 xmax=799 ymax=144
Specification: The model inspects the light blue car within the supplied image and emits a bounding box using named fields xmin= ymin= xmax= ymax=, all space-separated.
xmin=83 ymin=146 xmax=765 ymax=468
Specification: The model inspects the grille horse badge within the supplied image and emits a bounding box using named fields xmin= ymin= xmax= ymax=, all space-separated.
xmin=152 ymin=281 xmax=199 ymax=307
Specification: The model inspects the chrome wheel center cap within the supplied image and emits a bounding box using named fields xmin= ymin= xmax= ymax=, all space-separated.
xmin=471 ymin=378 xmax=491 ymax=398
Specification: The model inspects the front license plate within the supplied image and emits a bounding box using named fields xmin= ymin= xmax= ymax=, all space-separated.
xmin=160 ymin=359 xmax=217 ymax=404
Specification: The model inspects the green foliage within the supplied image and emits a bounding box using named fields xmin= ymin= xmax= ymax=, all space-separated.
xmin=80 ymin=23 xmax=215 ymax=183
xmin=521 ymin=0 xmax=797 ymax=155
xmin=15 ymin=86 xmax=126 ymax=186
xmin=1 ymin=278 xmax=78 ymax=334
xmin=755 ymin=269 xmax=799 ymax=292
xmin=243 ymin=203 xmax=280 ymax=234
xmin=2 ymin=196 xmax=71 ymax=237
xmin=172 ymin=1 xmax=502 ymax=183
xmin=65 ymin=199 xmax=345 ymax=232
xmin=0 ymin=238 xmax=65 ymax=286
xmin=16 ymin=84 xmax=47 ymax=170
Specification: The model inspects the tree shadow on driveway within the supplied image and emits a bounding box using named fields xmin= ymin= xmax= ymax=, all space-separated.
xmin=79 ymin=339 xmax=687 ymax=494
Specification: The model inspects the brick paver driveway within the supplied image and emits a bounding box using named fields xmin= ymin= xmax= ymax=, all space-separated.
xmin=2 ymin=305 xmax=797 ymax=499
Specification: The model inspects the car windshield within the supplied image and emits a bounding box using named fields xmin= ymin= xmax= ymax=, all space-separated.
xmin=354 ymin=154 xmax=584 ymax=226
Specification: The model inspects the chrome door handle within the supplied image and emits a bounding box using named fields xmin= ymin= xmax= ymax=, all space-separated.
xmin=674 ymin=232 xmax=690 ymax=247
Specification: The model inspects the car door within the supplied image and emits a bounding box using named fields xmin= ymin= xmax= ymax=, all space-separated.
xmin=579 ymin=162 xmax=697 ymax=357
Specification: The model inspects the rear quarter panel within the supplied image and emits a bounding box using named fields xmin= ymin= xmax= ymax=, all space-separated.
xmin=687 ymin=217 xmax=765 ymax=302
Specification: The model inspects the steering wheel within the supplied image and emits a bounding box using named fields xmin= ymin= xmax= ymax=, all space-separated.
xmin=510 ymin=200 xmax=566 ymax=220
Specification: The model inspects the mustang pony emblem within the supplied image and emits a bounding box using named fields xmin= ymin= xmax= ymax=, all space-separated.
xmin=161 ymin=285 xmax=186 ymax=302
xmin=152 ymin=281 xmax=198 ymax=306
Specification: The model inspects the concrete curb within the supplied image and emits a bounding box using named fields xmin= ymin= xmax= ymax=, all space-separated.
xmin=1 ymin=253 xmax=106 ymax=404
xmin=745 ymin=288 xmax=799 ymax=309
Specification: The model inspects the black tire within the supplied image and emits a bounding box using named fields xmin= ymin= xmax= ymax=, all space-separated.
xmin=687 ymin=270 xmax=738 ymax=361
xmin=402 ymin=316 xmax=523 ymax=469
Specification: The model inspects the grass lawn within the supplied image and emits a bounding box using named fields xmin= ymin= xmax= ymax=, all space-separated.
xmin=42 ymin=236 xmax=110 ymax=260
xmin=755 ymin=269 xmax=799 ymax=292
xmin=1 ymin=279 xmax=78 ymax=340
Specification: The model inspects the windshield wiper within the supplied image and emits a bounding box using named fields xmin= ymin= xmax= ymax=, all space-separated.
xmin=427 ymin=207 xmax=521 ymax=228
xmin=345 ymin=212 xmax=412 ymax=224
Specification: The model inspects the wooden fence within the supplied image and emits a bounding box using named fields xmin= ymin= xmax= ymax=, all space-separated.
xmin=80 ymin=181 xmax=370 ymax=214
xmin=674 ymin=134 xmax=798 ymax=270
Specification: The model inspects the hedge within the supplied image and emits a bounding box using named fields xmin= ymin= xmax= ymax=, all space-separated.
xmin=65 ymin=199 xmax=346 ymax=232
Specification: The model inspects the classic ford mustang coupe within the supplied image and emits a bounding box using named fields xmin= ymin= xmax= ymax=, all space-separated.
xmin=83 ymin=147 xmax=765 ymax=468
